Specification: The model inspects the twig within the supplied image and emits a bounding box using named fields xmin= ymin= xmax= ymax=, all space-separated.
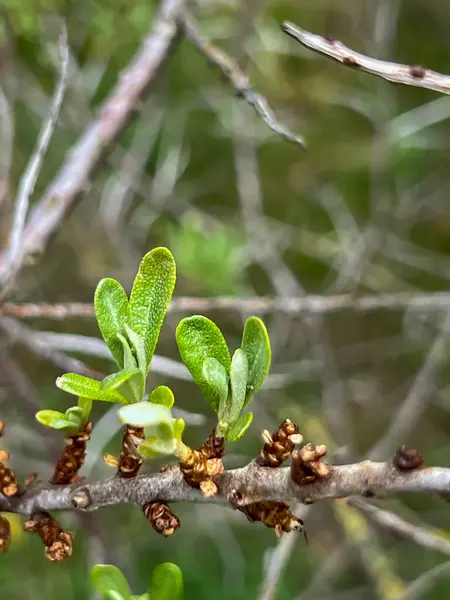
xmin=0 ymin=0 xmax=186 ymax=286
xmin=403 ymin=561 xmax=450 ymax=600
xmin=282 ymin=21 xmax=450 ymax=96
xmin=3 ymin=291 xmax=450 ymax=319
xmin=0 ymin=83 xmax=14 ymax=208
xmin=0 ymin=316 xmax=102 ymax=379
xmin=1 ymin=24 xmax=69 ymax=293
xmin=1 ymin=461 xmax=449 ymax=517
xmin=349 ymin=498 xmax=450 ymax=555
xmin=180 ymin=14 xmax=305 ymax=148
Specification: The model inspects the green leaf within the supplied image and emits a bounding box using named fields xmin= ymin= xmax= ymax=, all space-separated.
xmin=78 ymin=397 xmax=93 ymax=422
xmin=56 ymin=373 xmax=129 ymax=404
xmin=176 ymin=316 xmax=231 ymax=412
xmin=202 ymin=358 xmax=229 ymax=420
xmin=104 ymin=592 xmax=126 ymax=600
xmin=226 ymin=412 xmax=253 ymax=442
xmin=117 ymin=332 xmax=138 ymax=370
xmin=149 ymin=563 xmax=183 ymax=600
xmin=172 ymin=418 xmax=185 ymax=441
xmin=65 ymin=406 xmax=85 ymax=429
xmin=117 ymin=402 xmax=173 ymax=428
xmin=94 ymin=278 xmax=129 ymax=369
xmin=35 ymin=410 xmax=79 ymax=434
xmin=91 ymin=565 xmax=132 ymax=600
xmin=129 ymin=248 xmax=176 ymax=373
xmin=227 ymin=349 xmax=248 ymax=424
xmin=102 ymin=368 xmax=145 ymax=404
xmin=148 ymin=386 xmax=174 ymax=408
xmin=241 ymin=317 xmax=271 ymax=405
xmin=124 ymin=325 xmax=147 ymax=374
xmin=138 ymin=437 xmax=177 ymax=459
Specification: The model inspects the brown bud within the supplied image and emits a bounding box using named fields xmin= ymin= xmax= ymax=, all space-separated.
xmin=0 ymin=421 xmax=5 ymax=437
xmin=393 ymin=446 xmax=424 ymax=471
xmin=291 ymin=443 xmax=330 ymax=485
xmin=143 ymin=502 xmax=180 ymax=537
xmin=0 ymin=516 xmax=11 ymax=553
xmin=51 ymin=422 xmax=93 ymax=485
xmin=24 ymin=515 xmax=73 ymax=561
xmin=0 ymin=456 xmax=18 ymax=497
xmin=257 ymin=419 xmax=301 ymax=468
xmin=179 ymin=448 xmax=223 ymax=495
xmin=239 ymin=501 xmax=306 ymax=538
xmin=117 ymin=425 xmax=145 ymax=479
xmin=199 ymin=429 xmax=225 ymax=459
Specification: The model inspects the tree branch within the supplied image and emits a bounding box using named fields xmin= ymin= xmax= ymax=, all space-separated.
xmin=0 ymin=0 xmax=186 ymax=287
xmin=1 ymin=461 xmax=448 ymax=518
xmin=282 ymin=21 xmax=450 ymax=96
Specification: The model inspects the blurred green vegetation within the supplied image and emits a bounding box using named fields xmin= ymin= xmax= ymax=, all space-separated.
xmin=1 ymin=0 xmax=450 ymax=599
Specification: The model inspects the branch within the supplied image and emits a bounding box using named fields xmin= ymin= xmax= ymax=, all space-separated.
xmin=3 ymin=291 xmax=450 ymax=319
xmin=1 ymin=24 xmax=69 ymax=295
xmin=0 ymin=0 xmax=186 ymax=287
xmin=180 ymin=14 xmax=305 ymax=148
xmin=282 ymin=21 xmax=450 ymax=96
xmin=349 ymin=498 xmax=450 ymax=556
xmin=1 ymin=461 xmax=449 ymax=518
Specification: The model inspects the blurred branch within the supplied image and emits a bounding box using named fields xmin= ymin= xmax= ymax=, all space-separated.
xmin=0 ymin=0 xmax=186 ymax=288
xmin=282 ymin=21 xmax=450 ymax=95
xmin=1 ymin=461 xmax=449 ymax=518
xmin=4 ymin=291 xmax=450 ymax=319
xmin=0 ymin=83 xmax=14 ymax=208
xmin=404 ymin=561 xmax=450 ymax=600
xmin=180 ymin=14 xmax=306 ymax=148
xmin=349 ymin=498 xmax=450 ymax=555
xmin=0 ymin=316 xmax=103 ymax=379
xmin=0 ymin=24 xmax=69 ymax=294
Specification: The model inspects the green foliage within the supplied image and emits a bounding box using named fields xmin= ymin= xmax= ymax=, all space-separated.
xmin=149 ymin=563 xmax=183 ymax=600
xmin=91 ymin=564 xmax=132 ymax=600
xmin=35 ymin=395 xmax=93 ymax=434
xmin=240 ymin=317 xmax=271 ymax=406
xmin=148 ymin=385 xmax=175 ymax=408
xmin=176 ymin=316 xmax=231 ymax=412
xmin=228 ymin=349 xmax=249 ymax=425
xmin=56 ymin=373 xmax=130 ymax=404
xmin=94 ymin=278 xmax=129 ymax=369
xmin=102 ymin=367 xmax=145 ymax=404
xmin=128 ymin=248 xmax=176 ymax=374
xmin=226 ymin=412 xmax=254 ymax=442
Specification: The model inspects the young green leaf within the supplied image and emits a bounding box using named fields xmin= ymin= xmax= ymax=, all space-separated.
xmin=117 ymin=332 xmax=138 ymax=370
xmin=78 ymin=397 xmax=93 ymax=422
xmin=65 ymin=406 xmax=85 ymax=429
xmin=241 ymin=317 xmax=271 ymax=405
xmin=148 ymin=386 xmax=175 ymax=408
xmin=124 ymin=325 xmax=147 ymax=374
xmin=129 ymin=248 xmax=176 ymax=373
xmin=102 ymin=368 xmax=145 ymax=404
xmin=104 ymin=592 xmax=126 ymax=600
xmin=172 ymin=418 xmax=185 ymax=441
xmin=226 ymin=412 xmax=253 ymax=442
xmin=137 ymin=437 xmax=177 ymax=459
xmin=176 ymin=316 xmax=231 ymax=412
xmin=91 ymin=565 xmax=132 ymax=600
xmin=149 ymin=563 xmax=183 ymax=600
xmin=202 ymin=357 xmax=229 ymax=419
xmin=35 ymin=410 xmax=79 ymax=434
xmin=227 ymin=349 xmax=248 ymax=424
xmin=117 ymin=402 xmax=173 ymax=428
xmin=94 ymin=278 xmax=129 ymax=369
xmin=56 ymin=373 xmax=129 ymax=404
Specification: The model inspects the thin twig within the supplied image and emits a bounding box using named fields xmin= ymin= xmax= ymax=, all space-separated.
xmin=0 ymin=0 xmax=186 ymax=287
xmin=0 ymin=83 xmax=14 ymax=209
xmin=180 ymin=14 xmax=305 ymax=148
xmin=282 ymin=21 xmax=450 ymax=96
xmin=3 ymin=291 xmax=450 ymax=319
xmin=1 ymin=24 xmax=69 ymax=293
xmin=0 ymin=461 xmax=449 ymax=518
xmin=349 ymin=498 xmax=450 ymax=555
xmin=403 ymin=561 xmax=450 ymax=600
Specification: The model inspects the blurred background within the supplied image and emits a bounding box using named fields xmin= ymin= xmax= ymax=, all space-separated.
xmin=0 ymin=0 xmax=450 ymax=598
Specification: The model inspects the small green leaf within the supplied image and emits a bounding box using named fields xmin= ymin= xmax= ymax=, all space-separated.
xmin=226 ymin=412 xmax=253 ymax=442
xmin=91 ymin=565 xmax=132 ymax=600
xmin=202 ymin=358 xmax=229 ymax=419
xmin=35 ymin=410 xmax=79 ymax=434
xmin=78 ymin=397 xmax=93 ymax=421
xmin=117 ymin=332 xmax=138 ymax=370
xmin=56 ymin=373 xmax=129 ymax=404
xmin=102 ymin=368 xmax=145 ymax=404
xmin=138 ymin=437 xmax=177 ymax=459
xmin=176 ymin=316 xmax=231 ymax=412
xmin=124 ymin=325 xmax=147 ymax=374
xmin=117 ymin=402 xmax=173 ymax=428
xmin=65 ymin=406 xmax=85 ymax=429
xmin=227 ymin=349 xmax=248 ymax=424
xmin=104 ymin=592 xmax=126 ymax=600
xmin=241 ymin=317 xmax=271 ymax=405
xmin=129 ymin=248 xmax=176 ymax=373
xmin=148 ymin=386 xmax=175 ymax=408
xmin=149 ymin=563 xmax=183 ymax=600
xmin=172 ymin=418 xmax=185 ymax=441
xmin=94 ymin=278 xmax=129 ymax=369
